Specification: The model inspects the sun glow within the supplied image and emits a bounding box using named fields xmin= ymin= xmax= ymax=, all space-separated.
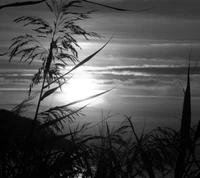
xmin=56 ymin=69 xmax=103 ymax=106
xmin=64 ymin=77 xmax=97 ymax=101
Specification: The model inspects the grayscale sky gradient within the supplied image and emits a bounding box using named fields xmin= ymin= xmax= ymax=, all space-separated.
xmin=1 ymin=0 xmax=200 ymax=132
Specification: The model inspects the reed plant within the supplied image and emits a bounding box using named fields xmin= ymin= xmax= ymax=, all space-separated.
xmin=0 ymin=0 xmax=130 ymax=177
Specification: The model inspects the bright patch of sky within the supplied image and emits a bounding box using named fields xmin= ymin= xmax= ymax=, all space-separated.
xmin=1 ymin=0 xmax=200 ymax=130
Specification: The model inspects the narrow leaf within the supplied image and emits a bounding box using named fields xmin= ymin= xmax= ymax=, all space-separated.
xmin=46 ymin=1 xmax=53 ymax=13
xmin=83 ymin=0 xmax=152 ymax=11
xmin=44 ymin=36 xmax=114 ymax=89
xmin=0 ymin=0 xmax=45 ymax=9
xmin=60 ymin=86 xmax=116 ymax=108
xmin=175 ymin=51 xmax=192 ymax=178
xmin=40 ymin=83 xmax=64 ymax=101
xmin=0 ymin=52 xmax=8 ymax=56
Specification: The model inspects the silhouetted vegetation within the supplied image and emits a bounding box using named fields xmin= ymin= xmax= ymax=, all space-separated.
xmin=0 ymin=0 xmax=200 ymax=178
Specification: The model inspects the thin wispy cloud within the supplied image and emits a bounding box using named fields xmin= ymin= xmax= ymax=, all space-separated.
xmin=84 ymin=65 xmax=200 ymax=76
xmin=0 ymin=77 xmax=30 ymax=84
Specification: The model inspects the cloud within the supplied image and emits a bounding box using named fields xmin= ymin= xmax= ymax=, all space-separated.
xmin=82 ymin=65 xmax=200 ymax=94
xmin=150 ymin=42 xmax=200 ymax=47
xmin=0 ymin=77 xmax=30 ymax=84
xmin=125 ymin=78 xmax=173 ymax=87
xmin=82 ymin=39 xmax=200 ymax=67
xmin=95 ymin=77 xmax=174 ymax=88
xmin=85 ymin=65 xmax=200 ymax=76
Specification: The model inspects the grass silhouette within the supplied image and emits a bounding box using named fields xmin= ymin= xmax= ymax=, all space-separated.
xmin=0 ymin=0 xmax=200 ymax=178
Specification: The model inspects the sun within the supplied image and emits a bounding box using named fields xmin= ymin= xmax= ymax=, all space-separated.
xmin=64 ymin=77 xmax=97 ymax=101
xmin=56 ymin=69 xmax=102 ymax=106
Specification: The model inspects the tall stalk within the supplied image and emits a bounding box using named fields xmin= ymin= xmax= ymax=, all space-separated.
xmin=32 ymin=37 xmax=54 ymax=133
xmin=174 ymin=51 xmax=192 ymax=178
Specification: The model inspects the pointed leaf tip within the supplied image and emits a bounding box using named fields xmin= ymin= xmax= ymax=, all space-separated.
xmin=41 ymin=84 xmax=64 ymax=101
xmin=83 ymin=0 xmax=152 ymax=12
xmin=0 ymin=0 xmax=45 ymax=9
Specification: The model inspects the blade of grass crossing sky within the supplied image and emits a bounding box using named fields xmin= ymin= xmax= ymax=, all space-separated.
xmin=40 ymin=83 xmax=64 ymax=101
xmin=83 ymin=0 xmax=152 ymax=12
xmin=36 ymin=87 xmax=115 ymax=132
xmin=43 ymin=36 xmax=114 ymax=89
xmin=0 ymin=0 xmax=45 ymax=9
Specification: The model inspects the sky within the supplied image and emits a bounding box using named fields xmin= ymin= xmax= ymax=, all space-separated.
xmin=0 ymin=0 xmax=200 ymax=132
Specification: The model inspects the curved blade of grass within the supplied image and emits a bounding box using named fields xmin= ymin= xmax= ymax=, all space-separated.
xmin=37 ymin=86 xmax=115 ymax=133
xmin=36 ymin=104 xmax=87 ymax=132
xmin=0 ymin=0 xmax=45 ymax=9
xmin=60 ymin=86 xmax=116 ymax=108
xmin=43 ymin=36 xmax=114 ymax=89
xmin=40 ymin=83 xmax=64 ymax=101
xmin=0 ymin=52 xmax=8 ymax=56
xmin=83 ymin=0 xmax=152 ymax=12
